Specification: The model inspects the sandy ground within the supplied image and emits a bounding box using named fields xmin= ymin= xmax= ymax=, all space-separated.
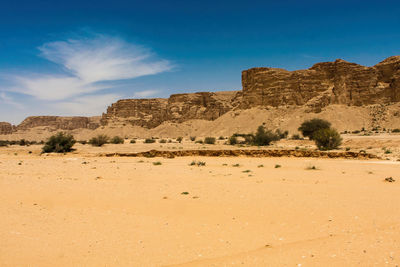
xmin=1 ymin=142 xmax=400 ymax=266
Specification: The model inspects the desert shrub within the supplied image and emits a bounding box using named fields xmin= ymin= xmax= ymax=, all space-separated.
xmin=77 ymin=140 xmax=87 ymax=145
xmin=0 ymin=140 xmax=9 ymax=147
xmin=253 ymin=126 xmax=280 ymax=146
xmin=195 ymin=140 xmax=203 ymax=144
xmin=190 ymin=136 xmax=196 ymax=141
xmin=176 ymin=137 xmax=183 ymax=143
xmin=291 ymin=134 xmax=302 ymax=140
xmin=228 ymin=135 xmax=238 ymax=145
xmin=19 ymin=139 xmax=28 ymax=146
xmin=144 ymin=138 xmax=156 ymax=143
xmin=42 ymin=132 xmax=76 ymax=153
xmin=313 ymin=128 xmax=342 ymax=150
xmin=89 ymin=134 xmax=109 ymax=147
xmin=218 ymin=136 xmax=225 ymax=140
xmin=159 ymin=139 xmax=167 ymax=143
xmin=392 ymin=128 xmax=400 ymax=133
xmin=204 ymin=137 xmax=216 ymax=144
xmin=110 ymin=136 xmax=124 ymax=144
xmin=153 ymin=161 xmax=162 ymax=165
xmin=352 ymin=130 xmax=361 ymax=134
xmin=275 ymin=129 xmax=288 ymax=139
xmin=298 ymin=119 xmax=331 ymax=140
xmin=130 ymin=139 xmax=136 ymax=144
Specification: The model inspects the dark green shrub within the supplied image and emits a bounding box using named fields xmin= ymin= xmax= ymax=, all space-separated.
xmin=0 ymin=140 xmax=9 ymax=147
xmin=218 ymin=136 xmax=225 ymax=140
xmin=275 ymin=129 xmax=288 ymax=139
xmin=42 ymin=132 xmax=76 ymax=153
xmin=110 ymin=136 xmax=124 ymax=144
xmin=190 ymin=136 xmax=196 ymax=141
xmin=291 ymin=134 xmax=302 ymax=140
xmin=77 ymin=140 xmax=87 ymax=145
xmin=313 ymin=128 xmax=342 ymax=150
xmin=159 ymin=139 xmax=167 ymax=143
xmin=19 ymin=139 xmax=28 ymax=146
xmin=130 ymin=139 xmax=136 ymax=144
xmin=298 ymin=119 xmax=331 ymax=140
xmin=89 ymin=134 xmax=109 ymax=147
xmin=195 ymin=140 xmax=203 ymax=144
xmin=204 ymin=137 xmax=216 ymax=144
xmin=228 ymin=135 xmax=238 ymax=145
xmin=392 ymin=128 xmax=400 ymax=133
xmin=176 ymin=137 xmax=183 ymax=143
xmin=144 ymin=138 xmax=156 ymax=143
xmin=253 ymin=126 xmax=280 ymax=146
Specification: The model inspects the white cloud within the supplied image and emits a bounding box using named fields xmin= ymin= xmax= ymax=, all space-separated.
xmin=38 ymin=35 xmax=172 ymax=83
xmin=133 ymin=90 xmax=160 ymax=98
xmin=5 ymin=34 xmax=172 ymax=102
xmin=0 ymin=92 xmax=24 ymax=109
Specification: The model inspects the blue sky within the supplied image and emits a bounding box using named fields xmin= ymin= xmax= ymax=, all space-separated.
xmin=0 ymin=0 xmax=399 ymax=124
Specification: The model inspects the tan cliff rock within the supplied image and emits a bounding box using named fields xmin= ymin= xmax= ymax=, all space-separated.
xmin=101 ymin=91 xmax=237 ymax=128
xmin=16 ymin=116 xmax=101 ymax=131
xmin=0 ymin=122 xmax=15 ymax=134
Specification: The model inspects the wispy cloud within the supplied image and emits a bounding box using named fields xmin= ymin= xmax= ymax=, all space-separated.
xmin=0 ymin=92 xmax=24 ymax=109
xmin=2 ymin=34 xmax=172 ymax=115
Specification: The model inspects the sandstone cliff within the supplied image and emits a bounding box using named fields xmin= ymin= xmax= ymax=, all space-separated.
xmin=240 ymin=56 xmax=400 ymax=112
xmin=16 ymin=116 xmax=101 ymax=131
xmin=0 ymin=122 xmax=15 ymax=135
xmin=101 ymin=91 xmax=237 ymax=128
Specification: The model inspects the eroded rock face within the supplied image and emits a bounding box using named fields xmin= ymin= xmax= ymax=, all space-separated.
xmin=240 ymin=56 xmax=400 ymax=112
xmin=101 ymin=91 xmax=237 ymax=128
xmin=17 ymin=116 xmax=100 ymax=131
xmin=0 ymin=122 xmax=15 ymax=135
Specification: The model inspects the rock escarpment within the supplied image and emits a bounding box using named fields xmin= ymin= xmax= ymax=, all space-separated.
xmin=101 ymin=91 xmax=237 ymax=128
xmin=0 ymin=122 xmax=15 ymax=134
xmin=101 ymin=56 xmax=400 ymax=128
xmin=16 ymin=116 xmax=100 ymax=131
xmin=240 ymin=56 xmax=400 ymax=112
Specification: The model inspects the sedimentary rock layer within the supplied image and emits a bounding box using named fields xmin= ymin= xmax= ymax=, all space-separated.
xmin=0 ymin=122 xmax=15 ymax=134
xmin=16 ymin=116 xmax=100 ymax=131
xmin=240 ymin=56 xmax=400 ymax=111
xmin=101 ymin=91 xmax=237 ymax=128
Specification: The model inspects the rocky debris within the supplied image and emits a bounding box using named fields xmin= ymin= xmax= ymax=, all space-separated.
xmin=240 ymin=56 xmax=400 ymax=112
xmin=101 ymin=91 xmax=237 ymax=128
xmin=384 ymin=177 xmax=396 ymax=183
xmin=0 ymin=122 xmax=15 ymax=134
xmin=16 ymin=116 xmax=100 ymax=131
xmin=101 ymin=149 xmax=379 ymax=159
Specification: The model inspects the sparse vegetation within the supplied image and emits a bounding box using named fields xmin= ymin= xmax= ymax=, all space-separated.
xmin=159 ymin=139 xmax=167 ymax=143
xmin=313 ymin=128 xmax=342 ymax=150
xmin=291 ymin=134 xmax=302 ymax=140
xmin=130 ymin=139 xmax=136 ymax=144
xmin=275 ymin=164 xmax=281 ymax=168
xmin=189 ymin=160 xmax=206 ymax=166
xmin=89 ymin=134 xmax=109 ymax=147
xmin=190 ymin=136 xmax=196 ymax=141
xmin=392 ymin=128 xmax=400 ymax=133
xmin=298 ymin=118 xmax=331 ymax=140
xmin=204 ymin=137 xmax=216 ymax=144
xmin=42 ymin=132 xmax=76 ymax=153
xmin=257 ymin=164 xmax=264 ymax=168
xmin=176 ymin=137 xmax=183 ymax=143
xmin=153 ymin=161 xmax=162 ymax=165
xmin=253 ymin=126 xmax=280 ymax=146
xmin=228 ymin=135 xmax=238 ymax=145
xmin=144 ymin=138 xmax=156 ymax=143
xmin=218 ymin=136 xmax=225 ymax=140
xmin=110 ymin=136 xmax=124 ymax=144
xmin=232 ymin=163 xmax=240 ymax=167
xmin=306 ymin=165 xmax=318 ymax=170
xmin=195 ymin=140 xmax=203 ymax=144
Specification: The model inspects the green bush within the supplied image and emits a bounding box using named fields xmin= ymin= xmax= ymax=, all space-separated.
xmin=392 ymin=128 xmax=400 ymax=133
xmin=313 ymin=128 xmax=342 ymax=150
xmin=218 ymin=136 xmax=225 ymax=140
xmin=291 ymin=134 xmax=302 ymax=140
xmin=253 ymin=126 xmax=280 ymax=146
xmin=42 ymin=132 xmax=76 ymax=153
xmin=89 ymin=134 xmax=109 ymax=147
xmin=130 ymin=139 xmax=136 ymax=144
xmin=0 ymin=140 xmax=9 ymax=147
xmin=228 ymin=135 xmax=238 ymax=145
xmin=204 ymin=137 xmax=216 ymax=144
xmin=275 ymin=129 xmax=288 ymax=139
xmin=110 ymin=136 xmax=124 ymax=144
xmin=190 ymin=136 xmax=196 ymax=141
xmin=176 ymin=137 xmax=183 ymax=143
xmin=144 ymin=138 xmax=156 ymax=143
xmin=298 ymin=119 xmax=331 ymax=140
xmin=159 ymin=139 xmax=167 ymax=143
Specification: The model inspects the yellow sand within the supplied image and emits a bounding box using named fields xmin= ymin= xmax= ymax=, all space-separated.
xmin=1 ymin=144 xmax=399 ymax=266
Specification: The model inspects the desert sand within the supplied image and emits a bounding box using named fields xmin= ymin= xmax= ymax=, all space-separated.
xmin=1 ymin=140 xmax=400 ymax=266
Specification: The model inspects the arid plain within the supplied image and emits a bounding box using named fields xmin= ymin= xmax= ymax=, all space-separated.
xmin=1 ymin=136 xmax=400 ymax=266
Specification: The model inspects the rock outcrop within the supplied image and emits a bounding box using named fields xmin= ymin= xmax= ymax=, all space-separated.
xmin=0 ymin=122 xmax=15 ymax=134
xmin=101 ymin=91 xmax=237 ymax=128
xmin=16 ymin=116 xmax=101 ymax=131
xmin=240 ymin=56 xmax=400 ymax=112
